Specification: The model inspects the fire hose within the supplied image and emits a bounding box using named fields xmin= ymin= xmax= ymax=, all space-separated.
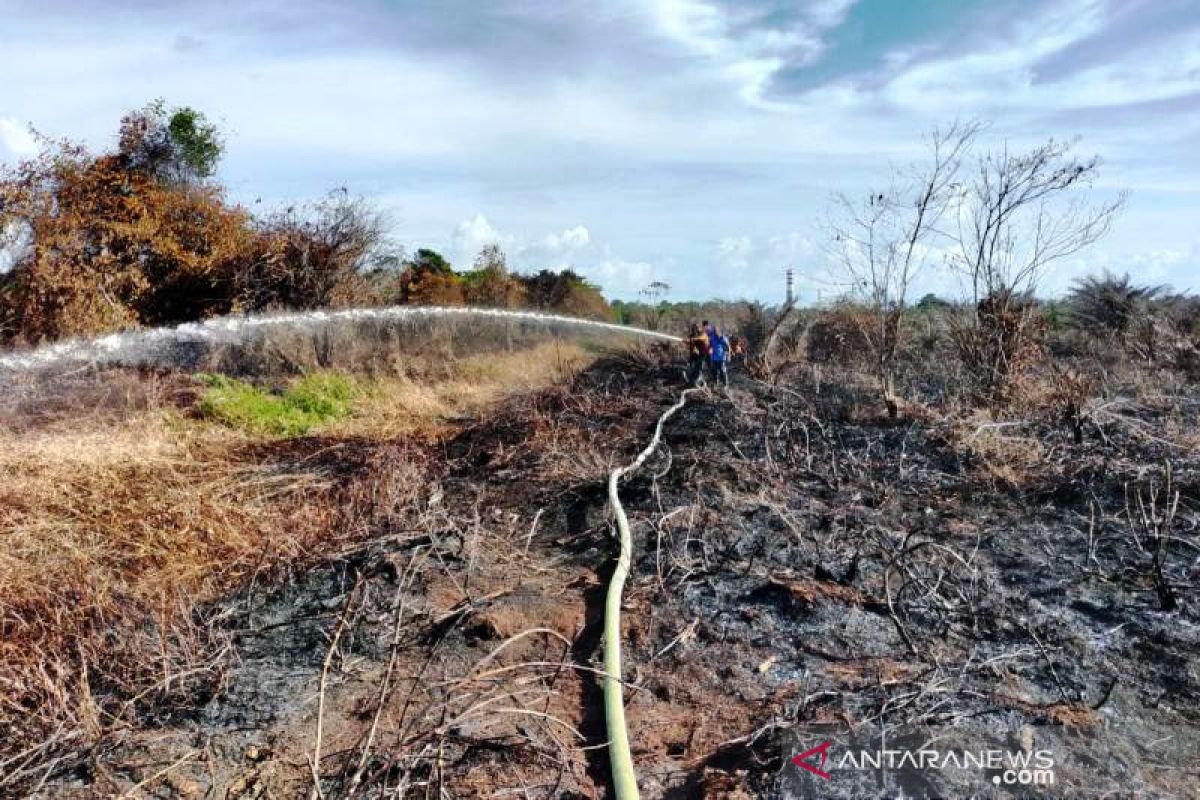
xmin=603 ymin=387 xmax=699 ymax=799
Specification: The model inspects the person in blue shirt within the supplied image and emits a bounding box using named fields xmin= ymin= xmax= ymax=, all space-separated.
xmin=707 ymin=324 xmax=730 ymax=387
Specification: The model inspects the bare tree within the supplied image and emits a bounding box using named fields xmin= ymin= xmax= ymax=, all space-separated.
xmin=245 ymin=189 xmax=392 ymax=311
xmin=467 ymin=244 xmax=525 ymax=308
xmin=949 ymin=138 xmax=1127 ymax=399
xmin=828 ymin=121 xmax=980 ymax=417
xmin=474 ymin=242 xmax=508 ymax=274
xmin=637 ymin=281 xmax=671 ymax=331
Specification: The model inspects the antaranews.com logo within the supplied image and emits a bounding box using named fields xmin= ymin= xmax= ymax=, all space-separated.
xmin=792 ymin=739 xmax=1056 ymax=788
xmin=778 ymin=723 xmax=1080 ymax=798
xmin=780 ymin=712 xmax=1194 ymax=796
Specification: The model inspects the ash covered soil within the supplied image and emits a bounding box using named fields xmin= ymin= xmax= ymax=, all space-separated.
xmin=43 ymin=350 xmax=1200 ymax=798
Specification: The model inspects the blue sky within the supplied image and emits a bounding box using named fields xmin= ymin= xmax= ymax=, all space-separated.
xmin=1 ymin=0 xmax=1197 ymax=301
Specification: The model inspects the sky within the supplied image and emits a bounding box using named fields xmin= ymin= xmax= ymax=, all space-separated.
xmin=1 ymin=0 xmax=1197 ymax=302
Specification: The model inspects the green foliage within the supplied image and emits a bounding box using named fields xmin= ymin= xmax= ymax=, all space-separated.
xmin=457 ymin=268 xmax=489 ymax=288
xmin=118 ymin=99 xmax=224 ymax=182
xmin=515 ymin=269 xmax=610 ymax=319
xmin=916 ymin=293 xmax=951 ymax=311
xmin=610 ymin=299 xmax=631 ymax=325
xmin=286 ymin=372 xmax=357 ymax=417
xmin=1067 ymin=270 xmax=1165 ymax=340
xmin=167 ymin=107 xmax=223 ymax=179
xmin=462 ymin=245 xmax=524 ymax=308
xmin=410 ymin=248 xmax=453 ymax=275
xmin=1044 ymin=300 xmax=1066 ymax=332
xmin=197 ymin=372 xmax=357 ymax=435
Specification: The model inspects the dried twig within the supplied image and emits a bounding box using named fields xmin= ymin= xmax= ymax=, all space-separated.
xmin=309 ymin=574 xmax=363 ymax=800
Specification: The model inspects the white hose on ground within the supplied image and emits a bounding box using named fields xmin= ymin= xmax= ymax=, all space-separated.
xmin=603 ymin=386 xmax=699 ymax=800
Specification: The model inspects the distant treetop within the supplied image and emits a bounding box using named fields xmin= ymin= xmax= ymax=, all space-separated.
xmin=118 ymin=99 xmax=224 ymax=182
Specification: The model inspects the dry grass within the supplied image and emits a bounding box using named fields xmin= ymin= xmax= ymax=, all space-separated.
xmin=0 ymin=340 xmax=594 ymax=782
xmin=1044 ymin=702 xmax=1102 ymax=730
xmin=0 ymin=418 xmax=319 ymax=781
xmin=953 ymin=411 xmax=1047 ymax=487
xmin=331 ymin=340 xmax=591 ymax=438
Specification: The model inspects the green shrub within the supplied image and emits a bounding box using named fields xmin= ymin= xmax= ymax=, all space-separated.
xmin=197 ymin=372 xmax=357 ymax=435
xmin=286 ymin=373 xmax=357 ymax=417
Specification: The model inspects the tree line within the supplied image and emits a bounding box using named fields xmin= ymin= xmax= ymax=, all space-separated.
xmin=0 ymin=101 xmax=611 ymax=346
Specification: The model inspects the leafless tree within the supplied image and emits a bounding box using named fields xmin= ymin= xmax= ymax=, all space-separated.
xmin=638 ymin=281 xmax=671 ymax=331
xmin=827 ymin=121 xmax=980 ymax=417
xmin=244 ymin=189 xmax=393 ymax=311
xmin=949 ymin=138 xmax=1127 ymax=398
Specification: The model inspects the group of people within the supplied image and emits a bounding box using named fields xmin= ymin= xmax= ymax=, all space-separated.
xmin=685 ymin=320 xmax=744 ymax=388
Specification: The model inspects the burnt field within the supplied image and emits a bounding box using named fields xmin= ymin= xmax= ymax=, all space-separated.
xmin=21 ymin=345 xmax=1198 ymax=799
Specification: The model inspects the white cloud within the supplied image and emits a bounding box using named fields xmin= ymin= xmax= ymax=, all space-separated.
xmin=713 ymin=232 xmax=823 ymax=299
xmin=874 ymin=0 xmax=1200 ymax=127
xmin=541 ymin=225 xmax=591 ymax=253
xmin=1053 ymin=30 xmax=1200 ymax=110
xmin=583 ymin=259 xmax=658 ymax=297
xmin=717 ymin=235 xmax=752 ymax=268
xmin=0 ymin=118 xmax=38 ymax=158
xmin=717 ymin=232 xmax=818 ymax=272
xmin=645 ymin=0 xmax=855 ymax=106
xmin=764 ymin=232 xmax=819 ymax=265
xmin=445 ymin=215 xmax=661 ymax=297
xmin=807 ymin=0 xmax=858 ymax=29
xmin=452 ymin=214 xmax=514 ymax=264
xmin=453 ymin=216 xmax=595 ymax=267
xmin=1128 ymin=240 xmax=1200 ymax=290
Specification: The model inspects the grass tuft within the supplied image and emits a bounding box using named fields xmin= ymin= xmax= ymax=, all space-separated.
xmin=197 ymin=372 xmax=358 ymax=435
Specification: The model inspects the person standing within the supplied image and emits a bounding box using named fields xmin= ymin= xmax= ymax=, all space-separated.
xmin=708 ymin=324 xmax=730 ymax=387
xmin=685 ymin=322 xmax=709 ymax=386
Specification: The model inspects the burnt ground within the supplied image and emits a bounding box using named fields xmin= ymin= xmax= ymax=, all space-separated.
xmin=36 ymin=350 xmax=1200 ymax=798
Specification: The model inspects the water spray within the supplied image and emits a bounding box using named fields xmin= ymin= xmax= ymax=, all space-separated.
xmin=0 ymin=305 xmax=680 ymax=376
